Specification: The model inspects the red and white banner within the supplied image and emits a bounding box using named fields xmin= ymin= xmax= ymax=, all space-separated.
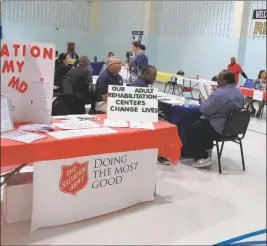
xmin=0 ymin=40 xmax=55 ymax=124
xmin=31 ymin=149 xmax=157 ymax=231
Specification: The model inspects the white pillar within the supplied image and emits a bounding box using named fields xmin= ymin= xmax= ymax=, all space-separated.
xmin=143 ymin=1 xmax=159 ymax=66
xmin=232 ymin=1 xmax=252 ymax=67
xmin=90 ymin=0 xmax=100 ymax=34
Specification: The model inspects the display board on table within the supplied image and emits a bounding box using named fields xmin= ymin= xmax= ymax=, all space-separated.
xmin=1 ymin=96 xmax=14 ymax=133
xmin=0 ymin=40 xmax=55 ymax=124
xmin=132 ymin=31 xmax=144 ymax=42
xmin=31 ymin=149 xmax=157 ymax=231
xmin=107 ymin=85 xmax=158 ymax=122
xmin=252 ymin=9 xmax=266 ymax=37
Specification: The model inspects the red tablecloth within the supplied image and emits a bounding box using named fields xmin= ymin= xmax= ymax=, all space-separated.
xmin=1 ymin=115 xmax=183 ymax=173
xmin=240 ymin=87 xmax=267 ymax=100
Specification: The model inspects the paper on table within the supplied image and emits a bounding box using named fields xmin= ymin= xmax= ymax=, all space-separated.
xmin=92 ymin=76 xmax=99 ymax=85
xmin=164 ymin=99 xmax=184 ymax=106
xmin=1 ymin=130 xmax=46 ymax=143
xmin=103 ymin=119 xmax=129 ymax=128
xmin=52 ymin=115 xmax=100 ymax=122
xmin=129 ymin=121 xmax=155 ymax=130
xmin=19 ymin=124 xmax=55 ymax=132
xmin=253 ymin=90 xmax=264 ymax=101
xmin=198 ymin=80 xmax=211 ymax=100
xmin=68 ymin=115 xmax=100 ymax=120
xmin=157 ymin=92 xmax=166 ymax=97
xmin=1 ymin=96 xmax=14 ymax=133
xmin=48 ymin=127 xmax=117 ymax=139
xmin=54 ymin=121 xmax=101 ymax=130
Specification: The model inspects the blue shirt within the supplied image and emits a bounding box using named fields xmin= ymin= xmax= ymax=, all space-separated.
xmin=131 ymin=77 xmax=149 ymax=87
xmin=95 ymin=69 xmax=122 ymax=102
xmin=130 ymin=51 xmax=148 ymax=70
xmin=200 ymin=84 xmax=244 ymax=134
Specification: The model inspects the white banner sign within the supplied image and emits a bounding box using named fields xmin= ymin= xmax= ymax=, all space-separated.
xmin=252 ymin=9 xmax=266 ymax=37
xmin=31 ymin=149 xmax=158 ymax=231
xmin=0 ymin=40 xmax=55 ymax=124
xmin=107 ymin=85 xmax=158 ymax=122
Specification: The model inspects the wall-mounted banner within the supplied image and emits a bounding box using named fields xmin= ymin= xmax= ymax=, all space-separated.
xmin=0 ymin=40 xmax=55 ymax=124
xmin=107 ymin=85 xmax=158 ymax=122
xmin=252 ymin=9 xmax=266 ymax=37
xmin=132 ymin=31 xmax=144 ymax=43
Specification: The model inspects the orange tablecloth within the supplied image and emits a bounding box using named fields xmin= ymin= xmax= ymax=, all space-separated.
xmin=240 ymin=87 xmax=267 ymax=100
xmin=1 ymin=115 xmax=182 ymax=173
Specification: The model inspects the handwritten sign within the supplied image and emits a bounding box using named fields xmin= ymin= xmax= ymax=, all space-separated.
xmin=107 ymin=85 xmax=158 ymax=122
xmin=252 ymin=9 xmax=266 ymax=37
xmin=0 ymin=40 xmax=55 ymax=124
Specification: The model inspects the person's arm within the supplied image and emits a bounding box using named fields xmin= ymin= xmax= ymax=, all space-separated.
xmin=85 ymin=70 xmax=93 ymax=85
xmin=99 ymin=78 xmax=109 ymax=101
xmin=199 ymin=91 xmax=225 ymax=116
xmin=239 ymin=65 xmax=248 ymax=79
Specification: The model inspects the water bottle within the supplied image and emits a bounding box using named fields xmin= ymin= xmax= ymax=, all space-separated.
xmin=184 ymin=97 xmax=190 ymax=107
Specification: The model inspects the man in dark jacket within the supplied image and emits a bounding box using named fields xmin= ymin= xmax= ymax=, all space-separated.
xmin=67 ymin=56 xmax=93 ymax=104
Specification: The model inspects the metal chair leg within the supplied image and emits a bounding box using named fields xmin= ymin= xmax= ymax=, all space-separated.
xmin=239 ymin=139 xmax=246 ymax=171
xmin=215 ymin=142 xmax=222 ymax=174
xmin=173 ymin=85 xmax=176 ymax=95
xmin=219 ymin=140 xmax=225 ymax=158
xmin=164 ymin=83 xmax=168 ymax=93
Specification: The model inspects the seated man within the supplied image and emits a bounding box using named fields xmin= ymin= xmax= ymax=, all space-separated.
xmin=67 ymin=56 xmax=92 ymax=104
xmin=182 ymin=70 xmax=244 ymax=168
xmin=131 ymin=65 xmax=157 ymax=87
xmin=94 ymin=56 xmax=123 ymax=113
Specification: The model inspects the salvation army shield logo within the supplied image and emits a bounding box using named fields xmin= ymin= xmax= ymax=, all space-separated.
xmin=59 ymin=161 xmax=88 ymax=195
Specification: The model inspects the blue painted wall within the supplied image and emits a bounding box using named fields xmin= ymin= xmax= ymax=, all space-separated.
xmin=94 ymin=1 xmax=145 ymax=61
xmin=155 ymin=1 xmax=238 ymax=79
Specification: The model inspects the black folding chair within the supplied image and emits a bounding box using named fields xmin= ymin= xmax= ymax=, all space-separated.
xmin=214 ymin=108 xmax=250 ymax=174
xmin=61 ymin=76 xmax=73 ymax=94
xmin=164 ymin=76 xmax=182 ymax=95
xmin=52 ymin=94 xmax=86 ymax=116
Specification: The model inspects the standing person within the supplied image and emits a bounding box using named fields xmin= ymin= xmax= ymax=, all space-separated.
xmin=227 ymin=57 xmax=248 ymax=85
xmin=95 ymin=56 xmax=123 ymax=113
xmin=182 ymin=70 xmax=244 ymax=168
xmin=131 ymin=65 xmax=157 ymax=87
xmin=247 ymin=70 xmax=266 ymax=117
xmin=103 ymin=52 xmax=114 ymax=63
xmin=108 ymin=52 xmax=114 ymax=57
xmin=129 ymin=41 xmax=148 ymax=84
xmin=54 ymin=53 xmax=71 ymax=89
xmin=67 ymin=56 xmax=93 ymax=104
xmin=130 ymin=41 xmax=148 ymax=70
xmin=67 ymin=49 xmax=79 ymax=60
